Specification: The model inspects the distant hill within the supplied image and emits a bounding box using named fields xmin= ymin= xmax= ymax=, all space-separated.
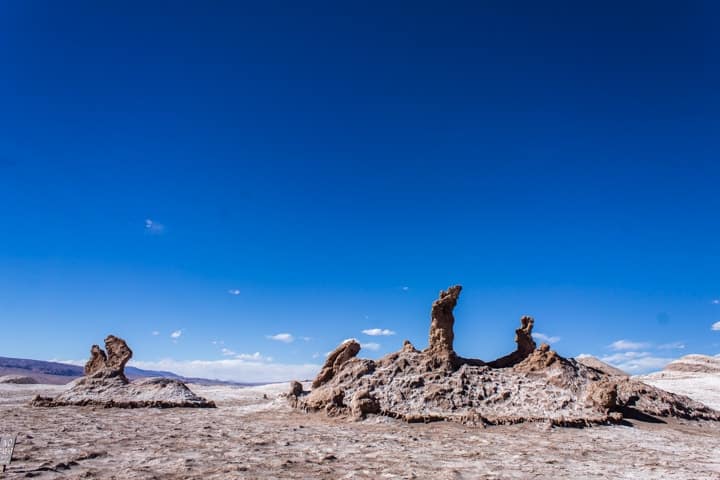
xmin=0 ymin=356 xmax=263 ymax=386
xmin=638 ymin=354 xmax=720 ymax=411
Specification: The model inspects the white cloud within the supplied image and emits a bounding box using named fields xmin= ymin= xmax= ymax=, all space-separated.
xmin=361 ymin=342 xmax=381 ymax=351
xmin=50 ymin=358 xmax=85 ymax=367
xmin=235 ymin=352 xmax=272 ymax=362
xmin=228 ymin=289 xmax=241 ymax=296
xmin=532 ymin=332 xmax=560 ymax=344
xmin=151 ymin=331 xmax=160 ymax=336
xmin=300 ymin=336 xmax=312 ymax=342
xmin=657 ymin=342 xmax=686 ymax=350
xmin=401 ymin=286 xmax=409 ymax=291
xmin=170 ymin=330 xmax=183 ymax=340
xmin=712 ymin=321 xmax=720 ymax=331
xmin=712 ymin=299 xmax=720 ymax=305
xmin=211 ymin=340 xmax=224 ymax=345
xmin=362 ymin=328 xmax=396 ymax=336
xmin=609 ymin=339 xmax=650 ymax=351
xmin=128 ymin=358 xmax=320 ymax=383
xmin=267 ymin=333 xmax=294 ymax=343
xmin=144 ymin=218 xmax=165 ymax=234
xmin=221 ymin=348 xmax=236 ymax=356
xmin=599 ymin=351 xmax=674 ymax=374
xmin=575 ymin=353 xmax=593 ymax=359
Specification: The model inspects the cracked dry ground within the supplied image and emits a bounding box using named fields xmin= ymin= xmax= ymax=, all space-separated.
xmin=1 ymin=384 xmax=719 ymax=479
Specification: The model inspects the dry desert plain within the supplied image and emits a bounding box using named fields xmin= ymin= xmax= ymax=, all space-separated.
xmin=1 ymin=381 xmax=720 ymax=480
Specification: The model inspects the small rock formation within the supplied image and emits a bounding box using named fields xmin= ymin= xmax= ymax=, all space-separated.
xmin=289 ymin=380 xmax=304 ymax=397
xmin=32 ymin=335 xmax=214 ymax=408
xmin=104 ymin=335 xmax=133 ymax=374
xmin=291 ymin=285 xmax=720 ymax=426
xmin=0 ymin=375 xmax=38 ymax=384
xmin=425 ymin=285 xmax=462 ymax=366
xmin=487 ymin=315 xmax=537 ymax=368
xmin=312 ymin=339 xmax=361 ymax=388
xmin=84 ymin=345 xmax=107 ymax=376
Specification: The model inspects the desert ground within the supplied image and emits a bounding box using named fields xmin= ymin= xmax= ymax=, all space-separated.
xmin=1 ymin=382 xmax=719 ymax=480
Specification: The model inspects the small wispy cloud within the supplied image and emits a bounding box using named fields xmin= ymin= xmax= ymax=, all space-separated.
xmin=170 ymin=329 xmax=183 ymax=340
xmin=532 ymin=332 xmax=560 ymax=344
xmin=609 ymin=339 xmax=650 ymax=351
xmin=221 ymin=348 xmax=236 ymax=356
xmin=362 ymin=328 xmax=396 ymax=336
xmin=235 ymin=352 xmax=272 ymax=362
xmin=712 ymin=299 xmax=720 ymax=305
xmin=401 ymin=286 xmax=409 ymax=291
xmin=712 ymin=321 xmax=720 ymax=331
xmin=144 ymin=218 xmax=165 ymax=234
xmin=211 ymin=340 xmax=224 ymax=345
xmin=228 ymin=289 xmax=241 ymax=296
xmin=657 ymin=341 xmax=686 ymax=350
xmin=151 ymin=331 xmax=160 ymax=336
xmin=300 ymin=336 xmax=312 ymax=342
xmin=361 ymin=342 xmax=381 ymax=351
xmin=267 ymin=333 xmax=294 ymax=343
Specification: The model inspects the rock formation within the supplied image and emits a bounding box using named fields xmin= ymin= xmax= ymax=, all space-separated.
xmin=487 ymin=315 xmax=537 ymax=368
xmin=104 ymin=335 xmax=133 ymax=374
xmin=84 ymin=344 xmax=107 ymax=376
xmin=290 ymin=285 xmax=720 ymax=426
xmin=425 ymin=285 xmax=462 ymax=366
xmin=312 ymin=339 xmax=361 ymax=388
xmin=32 ymin=335 xmax=214 ymax=408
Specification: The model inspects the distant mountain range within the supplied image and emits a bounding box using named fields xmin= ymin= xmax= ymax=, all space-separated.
xmin=0 ymin=356 xmax=263 ymax=386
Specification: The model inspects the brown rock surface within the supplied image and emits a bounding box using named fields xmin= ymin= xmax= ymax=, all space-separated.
xmin=312 ymin=339 xmax=361 ymax=388
xmin=293 ymin=285 xmax=720 ymax=426
xmin=425 ymin=285 xmax=462 ymax=365
xmin=104 ymin=335 xmax=133 ymax=376
xmin=84 ymin=344 xmax=107 ymax=376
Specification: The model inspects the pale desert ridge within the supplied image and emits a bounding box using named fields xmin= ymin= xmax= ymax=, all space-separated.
xmin=2 ymin=287 xmax=720 ymax=479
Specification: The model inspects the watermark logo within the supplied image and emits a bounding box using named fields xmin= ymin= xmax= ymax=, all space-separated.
xmin=0 ymin=434 xmax=16 ymax=473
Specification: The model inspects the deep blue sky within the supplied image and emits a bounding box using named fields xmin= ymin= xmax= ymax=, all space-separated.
xmin=1 ymin=1 xmax=718 ymax=380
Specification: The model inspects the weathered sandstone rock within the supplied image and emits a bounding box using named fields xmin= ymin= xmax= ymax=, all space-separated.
xmin=425 ymin=285 xmax=461 ymax=365
xmin=312 ymin=339 xmax=361 ymax=388
xmin=32 ymin=335 xmax=214 ymax=408
xmin=104 ymin=335 xmax=133 ymax=375
xmin=292 ymin=285 xmax=720 ymax=426
xmin=84 ymin=345 xmax=107 ymax=376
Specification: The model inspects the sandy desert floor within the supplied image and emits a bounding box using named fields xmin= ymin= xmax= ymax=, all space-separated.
xmin=1 ymin=383 xmax=719 ymax=479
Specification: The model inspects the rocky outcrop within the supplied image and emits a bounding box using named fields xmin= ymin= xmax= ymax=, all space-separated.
xmin=32 ymin=335 xmax=214 ymax=408
xmin=487 ymin=315 xmax=537 ymax=368
xmin=312 ymin=339 xmax=361 ymax=388
xmin=425 ymin=285 xmax=462 ymax=366
xmin=84 ymin=345 xmax=107 ymax=376
xmin=292 ymin=285 xmax=720 ymax=426
xmin=104 ymin=335 xmax=133 ymax=374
